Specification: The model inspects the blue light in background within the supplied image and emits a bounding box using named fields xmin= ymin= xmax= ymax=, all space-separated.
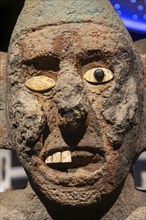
xmin=114 ymin=3 xmax=120 ymax=9
xmin=137 ymin=5 xmax=144 ymax=11
xmin=131 ymin=0 xmax=137 ymax=3
xmin=117 ymin=10 xmax=122 ymax=16
xmin=110 ymin=0 xmax=146 ymax=33
xmin=122 ymin=17 xmax=145 ymax=32
xmin=132 ymin=14 xmax=138 ymax=20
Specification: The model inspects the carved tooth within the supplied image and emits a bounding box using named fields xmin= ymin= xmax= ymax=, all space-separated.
xmin=62 ymin=150 xmax=72 ymax=163
xmin=52 ymin=152 xmax=61 ymax=163
xmin=45 ymin=156 xmax=53 ymax=164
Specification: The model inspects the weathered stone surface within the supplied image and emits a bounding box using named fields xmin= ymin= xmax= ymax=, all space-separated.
xmin=134 ymin=39 xmax=146 ymax=87
xmin=0 ymin=0 xmax=145 ymax=219
xmin=0 ymin=52 xmax=10 ymax=149
xmin=126 ymin=207 xmax=146 ymax=220
xmin=0 ymin=184 xmax=51 ymax=220
xmin=12 ymin=0 xmax=128 ymax=41
xmin=0 ymin=174 xmax=145 ymax=220
xmin=101 ymin=173 xmax=146 ymax=220
xmin=134 ymin=39 xmax=146 ymax=154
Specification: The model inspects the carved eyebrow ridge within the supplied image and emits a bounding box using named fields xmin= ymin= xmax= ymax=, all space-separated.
xmin=22 ymin=54 xmax=60 ymax=72
xmin=76 ymin=50 xmax=113 ymax=66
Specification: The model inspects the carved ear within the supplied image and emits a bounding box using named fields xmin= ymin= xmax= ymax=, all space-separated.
xmin=134 ymin=39 xmax=146 ymax=154
xmin=0 ymin=52 xmax=12 ymax=150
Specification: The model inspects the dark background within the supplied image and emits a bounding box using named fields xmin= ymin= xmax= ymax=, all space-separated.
xmin=0 ymin=0 xmax=25 ymax=52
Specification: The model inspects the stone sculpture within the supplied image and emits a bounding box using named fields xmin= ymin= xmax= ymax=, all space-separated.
xmin=0 ymin=0 xmax=145 ymax=219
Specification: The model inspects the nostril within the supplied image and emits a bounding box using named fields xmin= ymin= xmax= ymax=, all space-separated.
xmin=59 ymin=108 xmax=71 ymax=118
xmin=59 ymin=108 xmax=78 ymax=122
xmin=58 ymin=107 xmax=88 ymax=132
xmin=64 ymin=111 xmax=75 ymax=122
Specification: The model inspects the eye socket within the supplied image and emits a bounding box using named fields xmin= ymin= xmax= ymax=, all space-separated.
xmin=25 ymin=75 xmax=55 ymax=93
xmin=83 ymin=67 xmax=113 ymax=84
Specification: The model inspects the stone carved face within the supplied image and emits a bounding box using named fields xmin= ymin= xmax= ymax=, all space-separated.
xmin=7 ymin=23 xmax=143 ymax=207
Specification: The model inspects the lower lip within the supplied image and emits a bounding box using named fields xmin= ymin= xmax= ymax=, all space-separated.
xmin=34 ymin=156 xmax=104 ymax=187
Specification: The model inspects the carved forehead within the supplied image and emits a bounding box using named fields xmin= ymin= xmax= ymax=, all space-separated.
xmin=14 ymin=23 xmax=121 ymax=62
xmin=11 ymin=0 xmax=130 ymax=43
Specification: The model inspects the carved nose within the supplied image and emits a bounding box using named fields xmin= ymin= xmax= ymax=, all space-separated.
xmin=53 ymin=71 xmax=89 ymax=133
xmin=58 ymin=105 xmax=87 ymax=132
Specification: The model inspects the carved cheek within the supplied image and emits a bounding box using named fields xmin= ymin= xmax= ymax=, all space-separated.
xmin=10 ymin=90 xmax=46 ymax=146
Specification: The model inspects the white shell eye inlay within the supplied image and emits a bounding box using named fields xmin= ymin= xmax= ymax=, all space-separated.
xmin=83 ymin=67 xmax=113 ymax=84
xmin=25 ymin=75 xmax=55 ymax=92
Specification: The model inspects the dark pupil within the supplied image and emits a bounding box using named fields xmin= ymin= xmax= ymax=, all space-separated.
xmin=94 ymin=69 xmax=104 ymax=81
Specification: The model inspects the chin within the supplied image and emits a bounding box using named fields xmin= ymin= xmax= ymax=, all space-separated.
xmin=24 ymin=151 xmax=121 ymax=208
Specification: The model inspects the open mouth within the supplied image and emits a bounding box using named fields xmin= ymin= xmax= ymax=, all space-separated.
xmin=44 ymin=147 xmax=105 ymax=173
xmin=33 ymin=146 xmax=106 ymax=187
